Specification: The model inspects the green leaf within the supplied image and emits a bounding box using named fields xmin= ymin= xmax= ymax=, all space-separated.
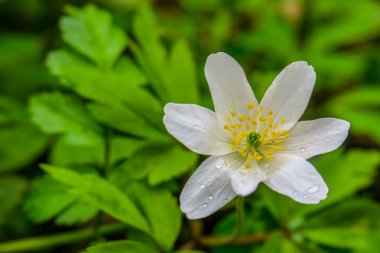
xmin=296 ymin=149 xmax=380 ymax=217
xmin=174 ymin=251 xmax=206 ymax=253
xmin=85 ymin=240 xmax=159 ymax=253
xmin=300 ymin=199 xmax=380 ymax=251
xmin=0 ymin=124 xmax=47 ymax=172
xmin=87 ymin=103 xmax=161 ymax=139
xmin=259 ymin=232 xmax=301 ymax=253
xmin=0 ymin=176 xmax=27 ymax=225
xmin=55 ymin=201 xmax=97 ymax=226
xmin=262 ymin=149 xmax=380 ymax=226
xmin=166 ymin=40 xmax=199 ymax=103
xmin=128 ymin=183 xmax=182 ymax=251
xmin=46 ymin=50 xmax=163 ymax=128
xmin=60 ymin=4 xmax=128 ymax=69
xmin=41 ymin=164 xmax=150 ymax=232
xmin=0 ymin=97 xmax=47 ymax=172
xmin=306 ymin=0 xmax=380 ymax=52
xmin=131 ymin=6 xmax=167 ymax=102
xmin=29 ymin=92 xmax=102 ymax=146
xmin=50 ymin=136 xmax=146 ymax=168
xmin=24 ymin=175 xmax=77 ymax=223
xmin=323 ymin=87 xmax=380 ymax=144
xmin=121 ymin=143 xmax=197 ymax=185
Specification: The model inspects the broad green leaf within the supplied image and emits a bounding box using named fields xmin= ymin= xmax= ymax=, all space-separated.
xmin=175 ymin=251 xmax=206 ymax=253
xmin=0 ymin=97 xmax=47 ymax=172
xmin=259 ymin=232 xmax=301 ymax=253
xmin=323 ymin=87 xmax=380 ymax=144
xmin=85 ymin=240 xmax=159 ymax=253
xmin=50 ymin=136 xmax=146 ymax=168
xmin=306 ymin=0 xmax=380 ymax=52
xmin=87 ymin=103 xmax=161 ymax=139
xmin=262 ymin=149 xmax=380 ymax=226
xmin=29 ymin=92 xmax=102 ymax=146
xmin=166 ymin=40 xmax=199 ymax=103
xmin=46 ymin=50 xmax=163 ymax=128
xmin=0 ymin=34 xmax=54 ymax=99
xmin=300 ymin=199 xmax=380 ymax=251
xmin=131 ymin=6 xmax=167 ymax=101
xmin=55 ymin=201 xmax=97 ymax=226
xmin=0 ymin=176 xmax=27 ymax=225
xmin=0 ymin=125 xmax=47 ymax=172
xmin=41 ymin=164 xmax=150 ymax=232
xmin=60 ymin=4 xmax=128 ymax=69
xmin=24 ymin=175 xmax=77 ymax=223
xmin=120 ymin=143 xmax=197 ymax=185
xmin=128 ymin=183 xmax=182 ymax=251
xmin=295 ymin=149 xmax=380 ymax=217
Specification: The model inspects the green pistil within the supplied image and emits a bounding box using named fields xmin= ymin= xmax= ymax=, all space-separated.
xmin=247 ymin=132 xmax=261 ymax=150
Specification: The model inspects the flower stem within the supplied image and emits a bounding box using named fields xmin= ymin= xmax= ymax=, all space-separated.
xmin=234 ymin=196 xmax=244 ymax=238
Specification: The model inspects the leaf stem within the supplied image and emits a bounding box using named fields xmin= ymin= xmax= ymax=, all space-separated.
xmin=0 ymin=223 xmax=127 ymax=253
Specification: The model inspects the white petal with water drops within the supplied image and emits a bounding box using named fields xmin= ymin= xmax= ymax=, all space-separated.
xmin=164 ymin=103 xmax=231 ymax=155
xmin=180 ymin=154 xmax=237 ymax=219
xmin=264 ymin=154 xmax=328 ymax=204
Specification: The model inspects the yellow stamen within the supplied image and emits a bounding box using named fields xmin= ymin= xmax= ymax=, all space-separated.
xmin=231 ymin=111 xmax=236 ymax=117
xmin=225 ymin=116 xmax=231 ymax=122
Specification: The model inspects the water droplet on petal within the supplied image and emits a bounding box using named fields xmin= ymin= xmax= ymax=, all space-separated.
xmin=202 ymin=203 xmax=208 ymax=208
xmin=300 ymin=147 xmax=305 ymax=152
xmin=200 ymin=184 xmax=205 ymax=189
xmin=303 ymin=194 xmax=308 ymax=198
xmin=307 ymin=185 xmax=319 ymax=194
xmin=239 ymin=170 xmax=247 ymax=175
xmin=292 ymin=190 xmax=299 ymax=196
xmin=194 ymin=125 xmax=200 ymax=130
xmin=215 ymin=162 xmax=222 ymax=169
xmin=224 ymin=199 xmax=229 ymax=203
xmin=207 ymin=181 xmax=212 ymax=186
xmin=208 ymin=195 xmax=213 ymax=200
xmin=253 ymin=173 xmax=260 ymax=180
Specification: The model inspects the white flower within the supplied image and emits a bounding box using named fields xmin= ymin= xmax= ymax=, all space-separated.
xmin=163 ymin=52 xmax=350 ymax=219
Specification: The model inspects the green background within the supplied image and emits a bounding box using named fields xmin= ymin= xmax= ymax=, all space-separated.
xmin=0 ymin=0 xmax=379 ymax=252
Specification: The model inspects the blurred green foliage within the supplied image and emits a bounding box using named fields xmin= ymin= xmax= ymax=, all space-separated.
xmin=0 ymin=0 xmax=379 ymax=252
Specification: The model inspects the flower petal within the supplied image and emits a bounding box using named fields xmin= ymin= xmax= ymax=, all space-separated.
xmin=163 ymin=103 xmax=231 ymax=155
xmin=230 ymin=159 xmax=267 ymax=196
xmin=205 ymin=52 xmax=258 ymax=120
xmin=264 ymin=154 xmax=328 ymax=204
xmin=283 ymin=118 xmax=350 ymax=159
xmin=180 ymin=154 xmax=237 ymax=219
xmin=260 ymin=61 xmax=316 ymax=130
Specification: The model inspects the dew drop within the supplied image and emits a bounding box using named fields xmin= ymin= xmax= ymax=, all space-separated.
xmin=194 ymin=125 xmax=200 ymax=130
xmin=224 ymin=199 xmax=229 ymax=203
xmin=202 ymin=203 xmax=208 ymax=208
xmin=303 ymin=194 xmax=308 ymax=198
xmin=208 ymin=195 xmax=214 ymax=200
xmin=215 ymin=162 xmax=222 ymax=169
xmin=239 ymin=170 xmax=247 ymax=175
xmin=253 ymin=173 xmax=260 ymax=180
xmin=207 ymin=181 xmax=212 ymax=186
xmin=292 ymin=190 xmax=299 ymax=196
xmin=300 ymin=147 xmax=305 ymax=152
xmin=200 ymin=184 xmax=205 ymax=189
xmin=307 ymin=185 xmax=319 ymax=194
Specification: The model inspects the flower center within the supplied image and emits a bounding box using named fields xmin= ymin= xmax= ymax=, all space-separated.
xmin=223 ymin=102 xmax=290 ymax=168
xmin=247 ymin=132 xmax=261 ymax=150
